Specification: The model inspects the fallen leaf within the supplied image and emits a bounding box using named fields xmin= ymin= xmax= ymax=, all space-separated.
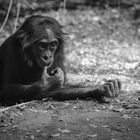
xmin=122 ymin=114 xmax=131 ymax=119
xmin=95 ymin=109 xmax=100 ymax=112
xmin=102 ymin=125 xmax=108 ymax=128
xmin=122 ymin=104 xmax=140 ymax=109
xmin=58 ymin=128 xmax=71 ymax=133
xmin=30 ymin=135 xmax=35 ymax=140
xmin=87 ymin=134 xmax=97 ymax=138
xmin=86 ymin=118 xmax=90 ymax=121
xmin=73 ymin=106 xmax=78 ymax=109
xmin=89 ymin=124 xmax=98 ymax=127
xmin=112 ymin=108 xmax=124 ymax=112
xmin=51 ymin=133 xmax=60 ymax=137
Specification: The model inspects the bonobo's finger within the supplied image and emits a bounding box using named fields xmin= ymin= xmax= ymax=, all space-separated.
xmin=103 ymin=84 xmax=112 ymax=97
xmin=108 ymin=79 xmax=121 ymax=90
xmin=107 ymin=80 xmax=118 ymax=97
xmin=50 ymin=68 xmax=62 ymax=76
xmin=108 ymin=82 xmax=115 ymax=93
xmin=108 ymin=79 xmax=121 ymax=96
xmin=54 ymin=68 xmax=64 ymax=86
xmin=117 ymin=79 xmax=122 ymax=90
xmin=42 ymin=67 xmax=49 ymax=78
xmin=55 ymin=68 xmax=63 ymax=77
xmin=50 ymin=68 xmax=58 ymax=75
xmin=113 ymin=79 xmax=120 ymax=96
xmin=105 ymin=82 xmax=115 ymax=97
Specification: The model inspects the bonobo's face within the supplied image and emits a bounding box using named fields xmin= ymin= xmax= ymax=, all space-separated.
xmin=32 ymin=29 xmax=58 ymax=68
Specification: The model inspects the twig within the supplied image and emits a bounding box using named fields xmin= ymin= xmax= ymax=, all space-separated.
xmin=63 ymin=0 xmax=67 ymax=12
xmin=0 ymin=100 xmax=37 ymax=113
xmin=13 ymin=1 xmax=21 ymax=33
xmin=20 ymin=0 xmax=35 ymax=10
xmin=0 ymin=0 xmax=13 ymax=32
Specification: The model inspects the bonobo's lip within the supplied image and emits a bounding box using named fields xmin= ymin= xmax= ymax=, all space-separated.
xmin=38 ymin=57 xmax=52 ymax=68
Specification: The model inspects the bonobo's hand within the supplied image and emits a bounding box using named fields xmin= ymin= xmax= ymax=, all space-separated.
xmin=50 ymin=67 xmax=64 ymax=88
xmin=100 ymin=79 xmax=122 ymax=98
xmin=41 ymin=67 xmax=64 ymax=91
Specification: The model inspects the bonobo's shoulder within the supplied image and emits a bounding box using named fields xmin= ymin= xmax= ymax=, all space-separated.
xmin=0 ymin=34 xmax=17 ymax=49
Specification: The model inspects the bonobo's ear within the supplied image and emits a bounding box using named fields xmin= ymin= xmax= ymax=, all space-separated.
xmin=15 ymin=29 xmax=34 ymax=67
xmin=17 ymin=30 xmax=30 ymax=50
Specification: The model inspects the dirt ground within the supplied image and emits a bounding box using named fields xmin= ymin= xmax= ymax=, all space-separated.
xmin=0 ymin=8 xmax=140 ymax=140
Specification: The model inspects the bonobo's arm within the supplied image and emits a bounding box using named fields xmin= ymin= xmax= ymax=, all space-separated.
xmin=0 ymin=67 xmax=64 ymax=104
xmin=0 ymin=84 xmax=42 ymax=102
xmin=41 ymin=68 xmax=122 ymax=100
xmin=0 ymin=67 xmax=122 ymax=105
xmin=47 ymin=79 xmax=122 ymax=101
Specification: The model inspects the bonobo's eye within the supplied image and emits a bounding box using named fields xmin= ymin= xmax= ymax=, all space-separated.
xmin=38 ymin=39 xmax=48 ymax=49
xmin=39 ymin=44 xmax=45 ymax=49
xmin=50 ymin=40 xmax=58 ymax=49
xmin=39 ymin=42 xmax=46 ymax=49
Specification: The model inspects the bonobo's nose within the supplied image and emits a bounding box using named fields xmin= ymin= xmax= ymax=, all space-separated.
xmin=43 ymin=51 xmax=52 ymax=60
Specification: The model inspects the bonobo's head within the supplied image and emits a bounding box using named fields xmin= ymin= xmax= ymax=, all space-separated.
xmin=17 ymin=15 xmax=65 ymax=68
xmin=31 ymin=28 xmax=58 ymax=68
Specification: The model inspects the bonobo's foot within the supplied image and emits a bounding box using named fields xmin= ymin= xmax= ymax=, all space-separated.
xmin=102 ymin=79 xmax=122 ymax=98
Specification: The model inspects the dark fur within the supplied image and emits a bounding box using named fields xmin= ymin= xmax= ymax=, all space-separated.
xmin=0 ymin=15 xmax=66 ymax=104
xmin=0 ymin=15 xmax=121 ymax=105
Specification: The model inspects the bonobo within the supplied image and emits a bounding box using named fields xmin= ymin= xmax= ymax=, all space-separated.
xmin=0 ymin=15 xmax=121 ymax=105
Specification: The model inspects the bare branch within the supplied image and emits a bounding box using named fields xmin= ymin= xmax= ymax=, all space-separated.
xmin=0 ymin=100 xmax=37 ymax=113
xmin=63 ymin=0 xmax=67 ymax=12
xmin=13 ymin=1 xmax=21 ymax=33
xmin=19 ymin=0 xmax=35 ymax=10
xmin=0 ymin=0 xmax=13 ymax=32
